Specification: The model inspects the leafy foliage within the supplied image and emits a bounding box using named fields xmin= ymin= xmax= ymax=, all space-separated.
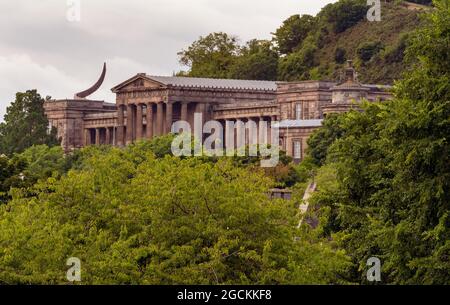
xmin=178 ymin=33 xmax=278 ymax=81
xmin=306 ymin=0 xmax=450 ymax=284
xmin=0 ymin=144 xmax=349 ymax=284
xmin=229 ymin=40 xmax=278 ymax=80
xmin=177 ymin=32 xmax=240 ymax=79
xmin=273 ymin=14 xmax=316 ymax=55
xmin=306 ymin=114 xmax=347 ymax=166
xmin=178 ymin=1 xmax=424 ymax=84
xmin=335 ymin=47 xmax=347 ymax=64
xmin=0 ymin=90 xmax=59 ymax=156
xmin=0 ymin=154 xmax=27 ymax=204
xmin=319 ymin=0 xmax=367 ymax=34
xmin=277 ymin=37 xmax=318 ymax=81
xmin=357 ymin=41 xmax=385 ymax=62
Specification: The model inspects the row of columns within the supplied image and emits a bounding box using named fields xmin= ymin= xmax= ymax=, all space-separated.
xmin=85 ymin=105 xmax=277 ymax=149
xmin=84 ymin=127 xmax=116 ymax=146
xmin=219 ymin=116 xmax=277 ymax=148
xmin=117 ymin=101 xmax=192 ymax=146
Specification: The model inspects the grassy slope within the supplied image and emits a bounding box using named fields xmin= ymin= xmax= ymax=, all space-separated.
xmin=314 ymin=1 xmax=424 ymax=84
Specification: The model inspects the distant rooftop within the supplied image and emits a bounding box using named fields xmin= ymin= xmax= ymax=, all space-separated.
xmin=145 ymin=75 xmax=277 ymax=91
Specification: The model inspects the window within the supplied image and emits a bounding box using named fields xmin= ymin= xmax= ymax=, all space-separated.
xmin=293 ymin=140 xmax=302 ymax=160
xmin=47 ymin=121 xmax=53 ymax=135
xmin=295 ymin=103 xmax=302 ymax=120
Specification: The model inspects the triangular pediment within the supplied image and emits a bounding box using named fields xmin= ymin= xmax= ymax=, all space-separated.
xmin=111 ymin=74 xmax=165 ymax=92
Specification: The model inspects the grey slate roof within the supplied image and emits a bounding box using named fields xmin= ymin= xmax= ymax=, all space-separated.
xmin=146 ymin=75 xmax=277 ymax=91
xmin=274 ymin=119 xmax=323 ymax=128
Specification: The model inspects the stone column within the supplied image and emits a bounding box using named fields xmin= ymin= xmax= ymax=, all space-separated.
xmin=236 ymin=118 xmax=245 ymax=150
xmin=156 ymin=102 xmax=163 ymax=136
xmin=258 ymin=116 xmax=267 ymax=145
xmin=126 ymin=104 xmax=134 ymax=144
xmin=146 ymin=102 xmax=153 ymax=139
xmin=195 ymin=103 xmax=205 ymax=127
xmin=84 ymin=129 xmax=91 ymax=146
xmin=270 ymin=115 xmax=277 ymax=146
xmin=181 ymin=102 xmax=188 ymax=121
xmin=247 ymin=117 xmax=258 ymax=145
xmin=117 ymin=105 xmax=125 ymax=146
xmin=166 ymin=102 xmax=173 ymax=134
xmin=224 ymin=120 xmax=233 ymax=152
xmin=112 ymin=127 xmax=116 ymax=146
xmin=105 ymin=127 xmax=111 ymax=145
xmin=95 ymin=128 xmax=100 ymax=145
xmin=136 ymin=103 xmax=143 ymax=140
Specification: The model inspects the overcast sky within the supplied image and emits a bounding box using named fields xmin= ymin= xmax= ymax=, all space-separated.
xmin=0 ymin=0 xmax=337 ymax=120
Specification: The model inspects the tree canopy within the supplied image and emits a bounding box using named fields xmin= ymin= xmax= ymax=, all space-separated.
xmin=0 ymin=90 xmax=59 ymax=156
xmin=273 ymin=14 xmax=316 ymax=55
xmin=305 ymin=0 xmax=450 ymax=284
xmin=178 ymin=32 xmax=240 ymax=79
xmin=178 ymin=33 xmax=278 ymax=81
xmin=177 ymin=1 xmax=427 ymax=84
xmin=0 ymin=142 xmax=349 ymax=284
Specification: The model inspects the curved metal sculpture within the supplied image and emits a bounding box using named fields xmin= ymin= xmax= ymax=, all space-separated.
xmin=74 ymin=62 xmax=106 ymax=99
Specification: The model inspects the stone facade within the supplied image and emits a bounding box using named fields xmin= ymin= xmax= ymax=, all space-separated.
xmin=44 ymin=61 xmax=391 ymax=161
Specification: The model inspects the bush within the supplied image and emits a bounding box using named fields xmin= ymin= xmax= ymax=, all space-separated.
xmin=277 ymin=38 xmax=318 ymax=81
xmin=334 ymin=47 xmax=347 ymax=64
xmin=0 ymin=147 xmax=350 ymax=284
xmin=382 ymin=36 xmax=408 ymax=64
xmin=273 ymin=14 xmax=316 ymax=55
xmin=357 ymin=41 xmax=384 ymax=62
xmin=320 ymin=0 xmax=367 ymax=34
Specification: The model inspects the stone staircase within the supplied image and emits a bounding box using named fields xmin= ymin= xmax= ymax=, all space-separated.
xmin=297 ymin=182 xmax=317 ymax=228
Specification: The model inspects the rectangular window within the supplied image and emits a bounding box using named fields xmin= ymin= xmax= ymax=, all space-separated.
xmin=47 ymin=121 xmax=53 ymax=135
xmin=293 ymin=140 xmax=302 ymax=160
xmin=295 ymin=103 xmax=302 ymax=120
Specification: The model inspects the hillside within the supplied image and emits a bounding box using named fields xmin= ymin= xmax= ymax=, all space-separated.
xmin=311 ymin=1 xmax=426 ymax=84
xmin=178 ymin=0 xmax=431 ymax=85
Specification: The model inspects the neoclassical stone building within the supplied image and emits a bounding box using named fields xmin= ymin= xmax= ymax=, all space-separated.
xmin=44 ymin=61 xmax=391 ymax=161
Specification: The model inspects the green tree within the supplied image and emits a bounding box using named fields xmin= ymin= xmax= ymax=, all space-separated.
xmin=229 ymin=40 xmax=278 ymax=80
xmin=357 ymin=41 xmax=384 ymax=62
xmin=273 ymin=14 xmax=316 ymax=55
xmin=308 ymin=0 xmax=450 ymax=284
xmin=0 ymin=90 xmax=59 ymax=156
xmin=0 ymin=145 xmax=71 ymax=204
xmin=0 ymin=154 xmax=27 ymax=204
xmin=277 ymin=36 xmax=318 ymax=81
xmin=307 ymin=113 xmax=347 ymax=166
xmin=0 ymin=145 xmax=350 ymax=284
xmin=17 ymin=145 xmax=67 ymax=182
xmin=319 ymin=0 xmax=367 ymax=34
xmin=177 ymin=32 xmax=240 ymax=78
xmin=335 ymin=47 xmax=347 ymax=64
xmin=395 ymin=0 xmax=450 ymax=103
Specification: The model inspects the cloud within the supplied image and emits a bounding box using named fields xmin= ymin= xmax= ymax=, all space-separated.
xmin=0 ymin=54 xmax=87 ymax=119
xmin=0 ymin=54 xmax=155 ymax=119
xmin=0 ymin=0 xmax=336 ymax=121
